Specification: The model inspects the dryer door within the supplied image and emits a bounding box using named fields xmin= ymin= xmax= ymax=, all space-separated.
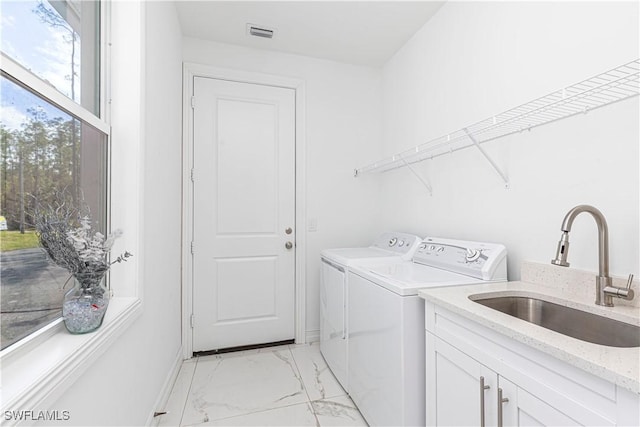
xmin=320 ymin=258 xmax=348 ymax=390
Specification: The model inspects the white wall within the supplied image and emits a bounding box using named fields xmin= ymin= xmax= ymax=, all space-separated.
xmin=182 ymin=38 xmax=384 ymax=337
xmin=378 ymin=1 xmax=639 ymax=280
xmin=46 ymin=2 xmax=184 ymax=425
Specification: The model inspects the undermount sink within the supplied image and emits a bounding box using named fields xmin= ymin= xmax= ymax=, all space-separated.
xmin=471 ymin=295 xmax=640 ymax=348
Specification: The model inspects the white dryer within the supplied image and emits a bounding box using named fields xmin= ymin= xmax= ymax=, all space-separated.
xmin=348 ymin=237 xmax=507 ymax=427
xmin=320 ymin=232 xmax=422 ymax=392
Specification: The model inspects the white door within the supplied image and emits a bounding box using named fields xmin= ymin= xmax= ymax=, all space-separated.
xmin=192 ymin=77 xmax=296 ymax=352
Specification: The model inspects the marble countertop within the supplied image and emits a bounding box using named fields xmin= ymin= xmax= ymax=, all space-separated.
xmin=418 ymin=265 xmax=640 ymax=394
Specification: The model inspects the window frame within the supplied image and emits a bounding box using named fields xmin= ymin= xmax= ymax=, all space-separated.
xmin=0 ymin=0 xmax=110 ymax=351
xmin=0 ymin=54 xmax=110 ymax=135
xmin=0 ymin=0 xmax=143 ymax=414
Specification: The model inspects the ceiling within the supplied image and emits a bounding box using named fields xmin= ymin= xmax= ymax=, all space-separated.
xmin=174 ymin=1 xmax=444 ymax=67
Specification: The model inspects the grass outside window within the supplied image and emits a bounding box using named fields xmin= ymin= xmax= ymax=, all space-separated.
xmin=0 ymin=230 xmax=40 ymax=252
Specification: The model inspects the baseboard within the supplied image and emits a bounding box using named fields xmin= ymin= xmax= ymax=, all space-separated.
xmin=305 ymin=329 xmax=320 ymax=343
xmin=146 ymin=346 xmax=183 ymax=426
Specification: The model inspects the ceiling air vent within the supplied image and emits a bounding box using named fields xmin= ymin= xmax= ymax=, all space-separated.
xmin=247 ymin=24 xmax=274 ymax=39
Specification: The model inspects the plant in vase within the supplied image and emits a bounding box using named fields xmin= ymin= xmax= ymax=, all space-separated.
xmin=34 ymin=202 xmax=132 ymax=334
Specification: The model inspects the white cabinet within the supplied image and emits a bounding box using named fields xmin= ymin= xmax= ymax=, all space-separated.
xmin=500 ymin=377 xmax=584 ymax=427
xmin=425 ymin=301 xmax=638 ymax=426
xmin=429 ymin=336 xmax=497 ymax=426
xmin=428 ymin=336 xmax=580 ymax=426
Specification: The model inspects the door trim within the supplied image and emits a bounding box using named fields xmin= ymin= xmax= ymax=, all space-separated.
xmin=181 ymin=63 xmax=307 ymax=359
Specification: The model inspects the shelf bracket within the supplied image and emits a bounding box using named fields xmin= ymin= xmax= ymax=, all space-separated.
xmin=463 ymin=128 xmax=510 ymax=189
xmin=401 ymin=157 xmax=433 ymax=196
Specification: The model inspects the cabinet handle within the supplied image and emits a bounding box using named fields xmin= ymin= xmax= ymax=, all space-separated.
xmin=479 ymin=376 xmax=490 ymax=427
xmin=497 ymin=387 xmax=509 ymax=427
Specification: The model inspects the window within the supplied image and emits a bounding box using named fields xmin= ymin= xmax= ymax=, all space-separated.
xmin=0 ymin=0 xmax=108 ymax=351
xmin=1 ymin=0 xmax=101 ymax=114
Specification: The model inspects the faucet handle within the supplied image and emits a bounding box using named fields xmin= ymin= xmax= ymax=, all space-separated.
xmin=603 ymin=274 xmax=635 ymax=302
xmin=626 ymin=274 xmax=634 ymax=290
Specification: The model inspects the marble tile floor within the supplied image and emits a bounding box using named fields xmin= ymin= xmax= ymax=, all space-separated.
xmin=158 ymin=342 xmax=368 ymax=427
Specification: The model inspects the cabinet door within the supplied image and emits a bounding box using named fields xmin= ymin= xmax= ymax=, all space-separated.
xmin=498 ymin=377 xmax=583 ymax=426
xmin=429 ymin=336 xmax=497 ymax=426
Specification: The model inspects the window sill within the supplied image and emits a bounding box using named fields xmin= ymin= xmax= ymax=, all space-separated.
xmin=0 ymin=297 xmax=141 ymax=415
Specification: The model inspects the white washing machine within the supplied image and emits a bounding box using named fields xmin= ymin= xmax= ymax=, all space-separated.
xmin=320 ymin=232 xmax=422 ymax=392
xmin=348 ymin=237 xmax=507 ymax=427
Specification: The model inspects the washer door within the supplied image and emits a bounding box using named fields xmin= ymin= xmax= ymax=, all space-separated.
xmin=320 ymin=258 xmax=348 ymax=390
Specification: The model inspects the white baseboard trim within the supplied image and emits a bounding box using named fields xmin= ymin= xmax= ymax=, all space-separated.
xmin=146 ymin=347 xmax=183 ymax=426
xmin=305 ymin=330 xmax=320 ymax=344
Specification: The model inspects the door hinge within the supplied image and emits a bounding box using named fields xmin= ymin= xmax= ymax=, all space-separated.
xmin=190 ymin=241 xmax=194 ymax=254
xmin=190 ymin=168 xmax=194 ymax=182
xmin=190 ymin=314 xmax=194 ymax=328
xmin=191 ymin=96 xmax=195 ymax=109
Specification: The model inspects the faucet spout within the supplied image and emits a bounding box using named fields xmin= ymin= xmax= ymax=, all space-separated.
xmin=551 ymin=205 xmax=615 ymax=306
xmin=556 ymin=204 xmax=609 ymax=279
xmin=552 ymin=205 xmax=636 ymax=306
xmin=551 ymin=231 xmax=571 ymax=267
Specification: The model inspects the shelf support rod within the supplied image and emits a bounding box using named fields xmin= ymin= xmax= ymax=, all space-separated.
xmin=463 ymin=128 xmax=510 ymax=189
xmin=401 ymin=157 xmax=433 ymax=196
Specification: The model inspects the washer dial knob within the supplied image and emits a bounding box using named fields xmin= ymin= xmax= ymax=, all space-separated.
xmin=465 ymin=248 xmax=481 ymax=262
xmin=388 ymin=238 xmax=397 ymax=247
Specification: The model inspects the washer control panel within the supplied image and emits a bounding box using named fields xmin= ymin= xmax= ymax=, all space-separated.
xmin=414 ymin=237 xmax=507 ymax=280
xmin=372 ymin=232 xmax=422 ymax=259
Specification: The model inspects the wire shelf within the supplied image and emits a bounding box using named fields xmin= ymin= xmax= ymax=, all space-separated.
xmin=355 ymin=59 xmax=640 ymax=177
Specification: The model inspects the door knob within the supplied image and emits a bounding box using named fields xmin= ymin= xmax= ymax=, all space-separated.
xmin=285 ymin=227 xmax=293 ymax=235
xmin=285 ymin=241 xmax=293 ymax=250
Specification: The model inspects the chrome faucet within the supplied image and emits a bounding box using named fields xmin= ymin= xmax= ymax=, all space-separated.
xmin=551 ymin=204 xmax=634 ymax=306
